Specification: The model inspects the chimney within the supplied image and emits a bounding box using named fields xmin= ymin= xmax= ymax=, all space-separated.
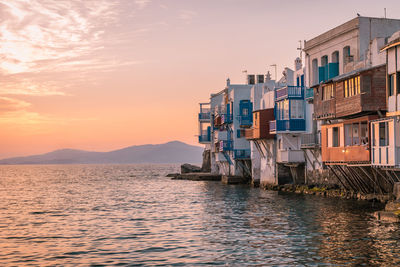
xmin=226 ymin=78 xmax=230 ymax=86
xmin=265 ymin=71 xmax=271 ymax=82
xmin=256 ymin=74 xmax=264 ymax=84
xmin=247 ymin=74 xmax=255 ymax=85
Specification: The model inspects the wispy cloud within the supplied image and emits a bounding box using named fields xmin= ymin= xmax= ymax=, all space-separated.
xmin=135 ymin=0 xmax=151 ymax=10
xmin=0 ymin=0 xmax=118 ymax=76
xmin=0 ymin=96 xmax=31 ymax=114
xmin=179 ymin=9 xmax=197 ymax=23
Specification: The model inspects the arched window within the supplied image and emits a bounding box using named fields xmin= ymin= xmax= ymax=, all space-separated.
xmin=331 ymin=51 xmax=339 ymax=63
xmin=343 ymin=46 xmax=353 ymax=64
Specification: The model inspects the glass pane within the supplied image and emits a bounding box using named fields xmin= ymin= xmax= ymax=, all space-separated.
xmin=352 ymin=123 xmax=359 ymax=145
xmin=345 ymin=124 xmax=352 ymax=146
xmin=379 ymin=122 xmax=386 ymax=146
xmin=333 ymin=127 xmax=339 ymax=147
xmin=360 ymin=122 xmax=368 ymax=145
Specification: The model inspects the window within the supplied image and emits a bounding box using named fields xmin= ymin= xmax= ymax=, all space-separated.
xmin=352 ymin=123 xmax=359 ymax=145
xmin=332 ymin=127 xmax=340 ymax=147
xmin=372 ymin=124 xmax=375 ymax=147
xmin=242 ymin=108 xmax=248 ymax=116
xmin=290 ymin=100 xmax=304 ymax=119
xmin=389 ymin=74 xmax=395 ymax=96
xmin=344 ymin=76 xmax=361 ymax=98
xmin=345 ymin=124 xmax=352 ymax=146
xmin=397 ymin=72 xmax=400 ymax=95
xmin=322 ymin=84 xmax=334 ymax=100
xmin=379 ymin=122 xmax=389 ymax=146
xmin=360 ymin=122 xmax=368 ymax=145
xmin=283 ymin=100 xmax=289 ymax=120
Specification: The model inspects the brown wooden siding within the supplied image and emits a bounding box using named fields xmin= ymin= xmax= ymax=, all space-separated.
xmin=245 ymin=108 xmax=274 ymax=140
xmin=335 ymin=65 xmax=386 ymax=118
xmin=314 ymin=85 xmax=336 ymax=119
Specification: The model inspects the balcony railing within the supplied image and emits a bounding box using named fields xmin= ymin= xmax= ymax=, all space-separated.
xmin=198 ymin=135 xmax=211 ymax=143
xmin=305 ymin=88 xmax=314 ymax=100
xmin=275 ymin=86 xmax=304 ymax=100
xmin=269 ymin=119 xmax=306 ymax=133
xmin=221 ymin=114 xmax=233 ymax=124
xmin=198 ymin=112 xmax=211 ymax=120
xmin=238 ymin=115 xmax=252 ymax=127
xmin=234 ymin=149 xmax=251 ymax=159
xmin=219 ymin=140 xmax=233 ymax=152
xmin=301 ymin=133 xmax=319 ymax=148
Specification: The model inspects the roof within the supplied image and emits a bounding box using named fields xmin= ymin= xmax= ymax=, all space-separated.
xmin=380 ymin=38 xmax=400 ymax=51
xmin=332 ymin=64 xmax=385 ymax=82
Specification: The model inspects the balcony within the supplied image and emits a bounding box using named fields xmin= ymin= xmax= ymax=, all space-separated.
xmin=198 ymin=112 xmax=211 ymax=121
xmin=198 ymin=129 xmax=211 ymax=144
xmin=305 ymin=88 xmax=314 ymax=101
xmin=269 ymin=119 xmax=306 ymax=133
xmin=301 ymin=133 xmax=319 ymax=148
xmin=238 ymin=115 xmax=252 ymax=128
xmin=221 ymin=114 xmax=233 ymax=124
xmin=234 ymin=149 xmax=251 ymax=159
xmin=275 ymin=86 xmax=304 ymax=101
xmin=198 ymin=135 xmax=211 ymax=143
xmin=219 ymin=140 xmax=233 ymax=152
xmin=244 ymin=128 xmax=253 ymax=139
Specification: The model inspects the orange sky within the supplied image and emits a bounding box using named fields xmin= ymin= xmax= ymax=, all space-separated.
xmin=1 ymin=0 xmax=400 ymax=158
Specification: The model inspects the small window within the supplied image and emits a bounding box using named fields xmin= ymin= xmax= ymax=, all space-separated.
xmin=242 ymin=108 xmax=248 ymax=116
xmin=379 ymin=122 xmax=389 ymax=146
xmin=344 ymin=80 xmax=348 ymax=98
xmin=389 ymin=74 xmax=396 ymax=96
xmin=344 ymin=124 xmax=352 ymax=146
xmin=332 ymin=127 xmax=340 ymax=147
xmin=360 ymin=122 xmax=368 ymax=145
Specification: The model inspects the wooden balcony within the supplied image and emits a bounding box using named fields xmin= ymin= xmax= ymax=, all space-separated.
xmin=245 ymin=109 xmax=275 ymax=140
xmin=321 ymin=116 xmax=377 ymax=165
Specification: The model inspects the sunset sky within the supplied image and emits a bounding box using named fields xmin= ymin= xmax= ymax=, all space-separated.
xmin=1 ymin=0 xmax=400 ymax=158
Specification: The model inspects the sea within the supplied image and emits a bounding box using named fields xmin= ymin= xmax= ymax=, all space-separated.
xmin=0 ymin=164 xmax=399 ymax=266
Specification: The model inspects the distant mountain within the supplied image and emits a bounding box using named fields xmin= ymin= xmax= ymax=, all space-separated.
xmin=0 ymin=141 xmax=203 ymax=165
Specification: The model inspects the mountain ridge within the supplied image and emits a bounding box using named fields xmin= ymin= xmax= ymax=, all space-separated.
xmin=0 ymin=141 xmax=203 ymax=165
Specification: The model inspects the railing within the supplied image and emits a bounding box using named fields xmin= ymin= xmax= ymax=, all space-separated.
xmin=221 ymin=114 xmax=233 ymax=124
xmin=198 ymin=135 xmax=211 ymax=143
xmin=305 ymin=88 xmax=314 ymax=100
xmin=275 ymin=86 xmax=304 ymax=100
xmin=270 ymin=119 xmax=306 ymax=133
xmin=219 ymin=140 xmax=233 ymax=151
xmin=301 ymin=133 xmax=319 ymax=148
xmin=198 ymin=112 xmax=211 ymax=120
xmin=238 ymin=115 xmax=252 ymax=127
xmin=234 ymin=149 xmax=251 ymax=159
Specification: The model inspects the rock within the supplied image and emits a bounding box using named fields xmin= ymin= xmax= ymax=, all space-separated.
xmin=201 ymin=149 xmax=211 ymax=172
xmin=166 ymin=173 xmax=180 ymax=178
xmin=181 ymin=163 xmax=201 ymax=174
xmin=393 ymin=182 xmax=400 ymax=200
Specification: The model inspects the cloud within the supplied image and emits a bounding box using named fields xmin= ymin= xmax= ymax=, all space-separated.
xmin=0 ymin=96 xmax=31 ymax=114
xmin=135 ymin=0 xmax=151 ymax=10
xmin=179 ymin=9 xmax=197 ymax=23
xmin=0 ymin=0 xmax=118 ymax=75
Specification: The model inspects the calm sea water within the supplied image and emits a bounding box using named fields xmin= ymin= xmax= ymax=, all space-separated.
xmin=0 ymin=164 xmax=399 ymax=266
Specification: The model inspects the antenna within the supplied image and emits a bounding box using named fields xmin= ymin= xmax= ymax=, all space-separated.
xmin=270 ymin=64 xmax=277 ymax=81
xmin=297 ymin=40 xmax=303 ymax=59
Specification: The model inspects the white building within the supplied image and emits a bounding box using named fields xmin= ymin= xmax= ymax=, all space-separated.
xmin=209 ymin=79 xmax=253 ymax=177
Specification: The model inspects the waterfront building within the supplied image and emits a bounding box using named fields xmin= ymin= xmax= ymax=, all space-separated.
xmin=245 ymin=72 xmax=277 ymax=185
xmin=305 ymin=16 xmax=400 ymax=192
xmin=371 ymin=31 xmax=400 ymax=170
xmin=207 ymin=79 xmax=253 ymax=177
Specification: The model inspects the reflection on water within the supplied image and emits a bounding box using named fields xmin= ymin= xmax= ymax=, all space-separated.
xmin=0 ymin=164 xmax=399 ymax=265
